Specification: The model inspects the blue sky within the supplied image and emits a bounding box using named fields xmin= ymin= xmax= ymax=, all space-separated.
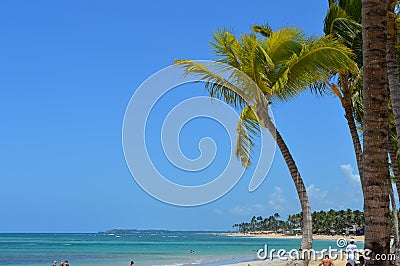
xmin=0 ymin=0 xmax=367 ymax=233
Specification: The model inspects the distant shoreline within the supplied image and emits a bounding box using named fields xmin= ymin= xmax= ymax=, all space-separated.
xmin=224 ymin=232 xmax=365 ymax=241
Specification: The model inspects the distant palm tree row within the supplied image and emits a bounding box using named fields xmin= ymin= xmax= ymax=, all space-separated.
xmin=232 ymin=209 xmax=400 ymax=236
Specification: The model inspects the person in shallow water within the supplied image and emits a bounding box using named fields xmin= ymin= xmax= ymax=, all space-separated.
xmin=130 ymin=261 xmax=135 ymax=266
xmin=52 ymin=261 xmax=57 ymax=266
xmin=318 ymin=255 xmax=334 ymax=266
xmin=65 ymin=260 xmax=69 ymax=266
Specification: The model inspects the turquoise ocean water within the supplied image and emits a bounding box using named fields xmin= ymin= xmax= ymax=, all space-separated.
xmin=0 ymin=232 xmax=355 ymax=266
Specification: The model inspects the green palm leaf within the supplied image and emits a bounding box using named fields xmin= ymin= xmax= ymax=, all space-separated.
xmin=262 ymin=27 xmax=304 ymax=64
xmin=324 ymin=4 xmax=348 ymax=35
xmin=236 ymin=106 xmax=261 ymax=167
xmin=271 ymin=35 xmax=357 ymax=100
xmin=210 ymin=30 xmax=241 ymax=68
xmin=174 ymin=59 xmax=247 ymax=108
xmin=251 ymin=24 xmax=272 ymax=38
xmin=330 ymin=18 xmax=362 ymax=65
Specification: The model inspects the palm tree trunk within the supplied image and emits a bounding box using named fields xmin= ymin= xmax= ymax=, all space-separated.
xmin=389 ymin=143 xmax=400 ymax=262
xmin=342 ymin=94 xmax=365 ymax=190
xmin=386 ymin=4 xmax=400 ymax=250
xmin=362 ymin=0 xmax=391 ymax=265
xmin=275 ymin=129 xmax=313 ymax=252
xmin=387 ymin=7 xmax=400 ymax=256
xmin=255 ymin=104 xmax=312 ymax=266
xmin=387 ymin=1 xmax=400 ymax=154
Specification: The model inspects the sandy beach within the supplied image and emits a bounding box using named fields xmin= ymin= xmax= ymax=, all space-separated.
xmin=224 ymin=258 xmax=350 ymax=266
xmin=221 ymin=233 xmax=364 ymax=265
xmin=225 ymin=232 xmax=364 ymax=242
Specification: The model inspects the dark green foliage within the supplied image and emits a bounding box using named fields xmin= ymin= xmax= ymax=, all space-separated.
xmin=233 ymin=209 xmax=374 ymax=235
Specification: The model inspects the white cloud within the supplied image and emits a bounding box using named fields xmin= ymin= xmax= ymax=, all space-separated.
xmin=336 ymin=164 xmax=363 ymax=207
xmin=306 ymin=183 xmax=332 ymax=208
xmin=268 ymin=186 xmax=287 ymax=211
xmin=340 ymin=164 xmax=360 ymax=183
xmin=228 ymin=203 xmax=266 ymax=216
xmin=229 ymin=205 xmax=254 ymax=215
xmin=213 ymin=209 xmax=224 ymax=215
xmin=307 ymin=184 xmax=328 ymax=200
xmin=254 ymin=203 xmax=265 ymax=210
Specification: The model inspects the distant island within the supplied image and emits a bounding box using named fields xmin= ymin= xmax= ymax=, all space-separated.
xmin=98 ymin=229 xmax=226 ymax=234
xmin=99 ymin=229 xmax=171 ymax=234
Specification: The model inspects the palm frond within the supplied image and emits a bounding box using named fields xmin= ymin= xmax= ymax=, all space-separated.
xmin=324 ymin=4 xmax=348 ymax=35
xmin=251 ymin=24 xmax=272 ymax=38
xmin=235 ymin=106 xmax=261 ymax=167
xmin=263 ymin=27 xmax=304 ymax=63
xmin=236 ymin=34 xmax=273 ymax=94
xmin=330 ymin=18 xmax=362 ymax=65
xmin=174 ymin=60 xmax=263 ymax=167
xmin=330 ymin=18 xmax=362 ymax=47
xmin=338 ymin=0 xmax=361 ymax=22
xmin=270 ymin=35 xmax=357 ymax=101
xmin=352 ymin=88 xmax=364 ymax=129
xmin=174 ymin=60 xmax=247 ymax=108
xmin=310 ymin=81 xmax=331 ymax=96
xmin=210 ymin=29 xmax=241 ymax=68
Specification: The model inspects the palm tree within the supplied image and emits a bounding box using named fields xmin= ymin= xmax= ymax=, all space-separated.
xmin=386 ymin=1 xmax=400 ymax=252
xmin=325 ymin=3 xmax=396 ymax=259
xmin=389 ymin=111 xmax=400 ymax=198
xmin=175 ymin=25 xmax=356 ymax=265
xmin=389 ymin=111 xmax=400 ymax=249
xmin=273 ymin=213 xmax=280 ymax=232
xmin=351 ymin=70 xmax=400 ymax=254
xmin=323 ymin=0 xmax=365 ymax=189
xmin=256 ymin=216 xmax=263 ymax=231
xmin=361 ymin=0 xmax=391 ymax=264
xmin=387 ymin=0 xmax=400 ymax=161
xmin=250 ymin=216 xmax=257 ymax=232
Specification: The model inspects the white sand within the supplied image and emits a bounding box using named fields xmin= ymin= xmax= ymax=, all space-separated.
xmin=223 ymin=258 xmax=349 ymax=266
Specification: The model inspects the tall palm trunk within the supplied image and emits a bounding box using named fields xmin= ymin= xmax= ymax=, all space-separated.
xmin=342 ymin=93 xmax=365 ymax=190
xmin=362 ymin=0 xmax=391 ymax=265
xmin=255 ymin=104 xmax=312 ymax=266
xmin=387 ymin=1 xmax=400 ymax=152
xmin=387 ymin=7 xmax=400 ymax=255
xmin=275 ymin=129 xmax=313 ymax=252
xmin=389 ymin=143 xmax=400 ymax=266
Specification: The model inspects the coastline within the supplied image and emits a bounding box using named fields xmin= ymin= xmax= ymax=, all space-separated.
xmin=224 ymin=232 xmax=364 ymax=242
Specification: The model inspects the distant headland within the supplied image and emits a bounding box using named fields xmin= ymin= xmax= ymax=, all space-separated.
xmin=98 ymin=229 xmax=171 ymax=234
